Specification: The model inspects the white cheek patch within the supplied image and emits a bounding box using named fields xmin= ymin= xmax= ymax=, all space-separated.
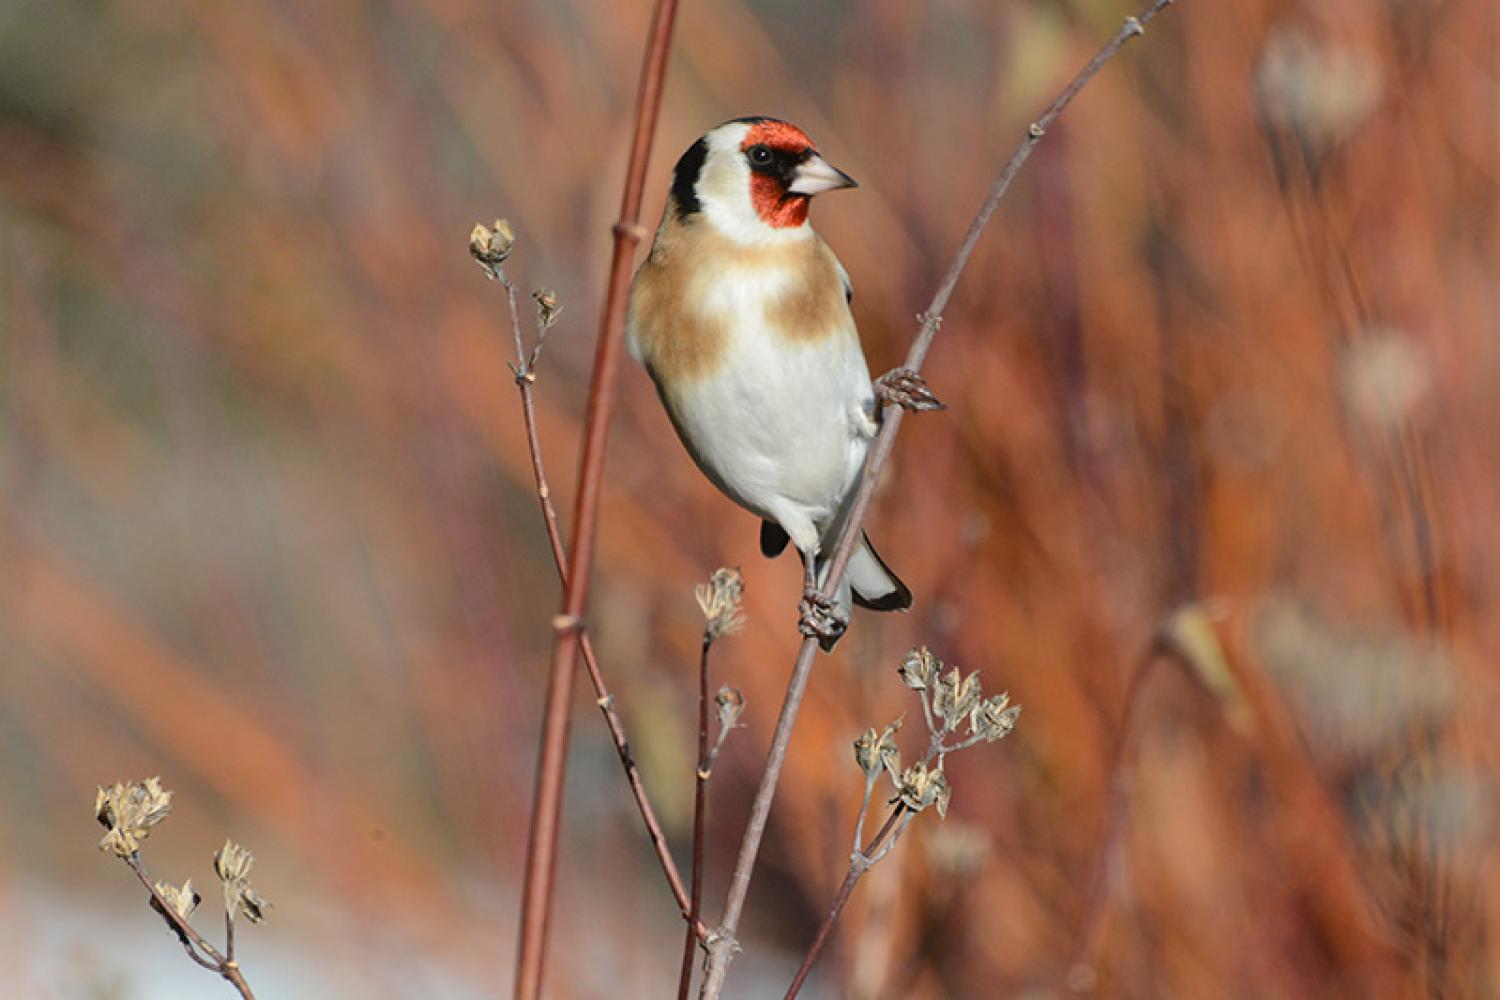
xmin=697 ymin=125 xmax=813 ymax=248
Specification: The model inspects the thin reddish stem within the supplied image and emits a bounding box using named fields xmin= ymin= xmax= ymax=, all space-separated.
xmin=513 ymin=0 xmax=682 ymax=996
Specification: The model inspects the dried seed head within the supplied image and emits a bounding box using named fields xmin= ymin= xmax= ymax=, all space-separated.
xmin=238 ymin=885 xmax=269 ymax=925
xmin=94 ymin=778 xmax=173 ymax=857
xmin=852 ymin=719 xmax=902 ymax=782
xmin=896 ymin=761 xmax=952 ymax=818
xmin=931 ymin=668 xmax=983 ymax=732
xmin=153 ymin=878 xmax=201 ymax=921
xmin=214 ymin=839 xmax=270 ymax=925
xmin=213 ymin=839 xmax=254 ymax=883
xmin=468 ymin=218 xmax=516 ymax=276
xmin=898 ymin=647 xmax=939 ymax=691
xmin=714 ymin=686 xmax=746 ymax=731
xmin=533 ymin=288 xmax=562 ymax=329
xmin=969 ymin=692 xmax=1021 ymax=743
xmin=695 ymin=567 xmax=746 ymax=640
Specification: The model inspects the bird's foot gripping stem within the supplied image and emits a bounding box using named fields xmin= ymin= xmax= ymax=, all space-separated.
xmin=798 ymin=591 xmax=847 ymax=650
xmin=874 ymin=368 xmax=946 ymax=413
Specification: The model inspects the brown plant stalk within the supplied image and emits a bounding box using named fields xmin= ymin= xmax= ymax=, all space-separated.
xmin=698 ymin=4 xmax=1177 ymax=996
xmin=513 ymin=0 xmax=682 ymax=997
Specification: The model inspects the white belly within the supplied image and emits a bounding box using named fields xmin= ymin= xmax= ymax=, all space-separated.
xmin=663 ymin=309 xmax=874 ymax=552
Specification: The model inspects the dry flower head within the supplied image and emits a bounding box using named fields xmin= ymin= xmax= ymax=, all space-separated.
xmin=852 ymin=719 xmax=903 ymax=782
xmin=468 ymin=218 xmax=516 ymax=277
xmin=153 ymin=878 xmax=202 ymax=922
xmin=898 ymin=647 xmax=939 ymax=691
xmin=695 ymin=567 xmax=746 ymax=639
xmin=214 ymin=839 xmax=270 ymax=925
xmin=896 ymin=761 xmax=952 ymax=818
xmin=95 ymin=777 xmax=173 ymax=857
xmin=931 ymin=667 xmax=983 ymax=732
xmin=970 ymin=692 xmax=1021 ymax=743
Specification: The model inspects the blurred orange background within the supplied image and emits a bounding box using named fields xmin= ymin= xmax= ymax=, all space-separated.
xmin=2 ymin=0 xmax=1496 ymax=996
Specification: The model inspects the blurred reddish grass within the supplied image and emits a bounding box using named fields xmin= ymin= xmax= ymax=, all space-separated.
xmin=1 ymin=0 xmax=1496 ymax=995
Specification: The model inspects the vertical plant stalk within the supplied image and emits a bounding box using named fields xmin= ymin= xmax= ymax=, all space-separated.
xmin=513 ymin=1 xmax=682 ymax=996
xmin=698 ymin=4 xmax=1176 ymax=996
xmin=676 ymin=633 xmax=715 ymax=999
xmin=125 ymin=855 xmax=256 ymax=1000
xmin=493 ymin=269 xmax=700 ymax=931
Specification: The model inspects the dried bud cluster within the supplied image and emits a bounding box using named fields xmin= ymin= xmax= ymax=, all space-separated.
xmin=95 ymin=777 xmax=173 ymax=857
xmin=214 ymin=839 xmax=270 ymax=925
xmin=852 ymin=648 xmax=1021 ymax=824
xmin=695 ymin=567 xmax=746 ymax=640
xmin=468 ymin=218 xmax=516 ymax=277
xmin=95 ymin=778 xmax=270 ymax=994
xmin=903 ymin=645 xmax=1021 ymax=742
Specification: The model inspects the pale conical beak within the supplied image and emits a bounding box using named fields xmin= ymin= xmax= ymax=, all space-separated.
xmin=788 ymin=154 xmax=858 ymax=195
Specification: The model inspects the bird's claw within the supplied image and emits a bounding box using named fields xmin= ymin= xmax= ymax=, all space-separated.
xmin=798 ymin=592 xmax=847 ymax=644
xmin=874 ymin=368 xmax=946 ymax=413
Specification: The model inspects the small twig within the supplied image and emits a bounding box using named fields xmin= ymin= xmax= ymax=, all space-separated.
xmin=851 ymin=775 xmax=877 ymax=855
xmin=784 ymin=808 xmax=906 ymax=1000
xmin=515 ymin=0 xmax=681 ymax=994
xmin=485 ymin=256 xmax=703 ymax=937
xmin=864 ymin=812 xmax=917 ymax=867
xmin=677 ymin=632 xmax=716 ymax=1000
xmin=785 ymin=711 xmax=956 ymax=999
xmin=126 ymin=855 xmax=255 ymax=999
xmin=697 ymin=5 xmax=1175 ymax=995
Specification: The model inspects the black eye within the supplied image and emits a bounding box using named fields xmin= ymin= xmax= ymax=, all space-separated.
xmin=748 ymin=144 xmax=773 ymax=166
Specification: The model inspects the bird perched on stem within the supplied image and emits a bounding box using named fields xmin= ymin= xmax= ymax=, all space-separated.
xmin=627 ymin=117 xmax=942 ymax=649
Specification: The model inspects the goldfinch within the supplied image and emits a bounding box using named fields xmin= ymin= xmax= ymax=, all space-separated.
xmin=627 ymin=117 xmax=937 ymax=648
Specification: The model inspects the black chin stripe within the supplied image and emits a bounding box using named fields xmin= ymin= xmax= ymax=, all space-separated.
xmin=671 ymin=137 xmax=709 ymax=219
